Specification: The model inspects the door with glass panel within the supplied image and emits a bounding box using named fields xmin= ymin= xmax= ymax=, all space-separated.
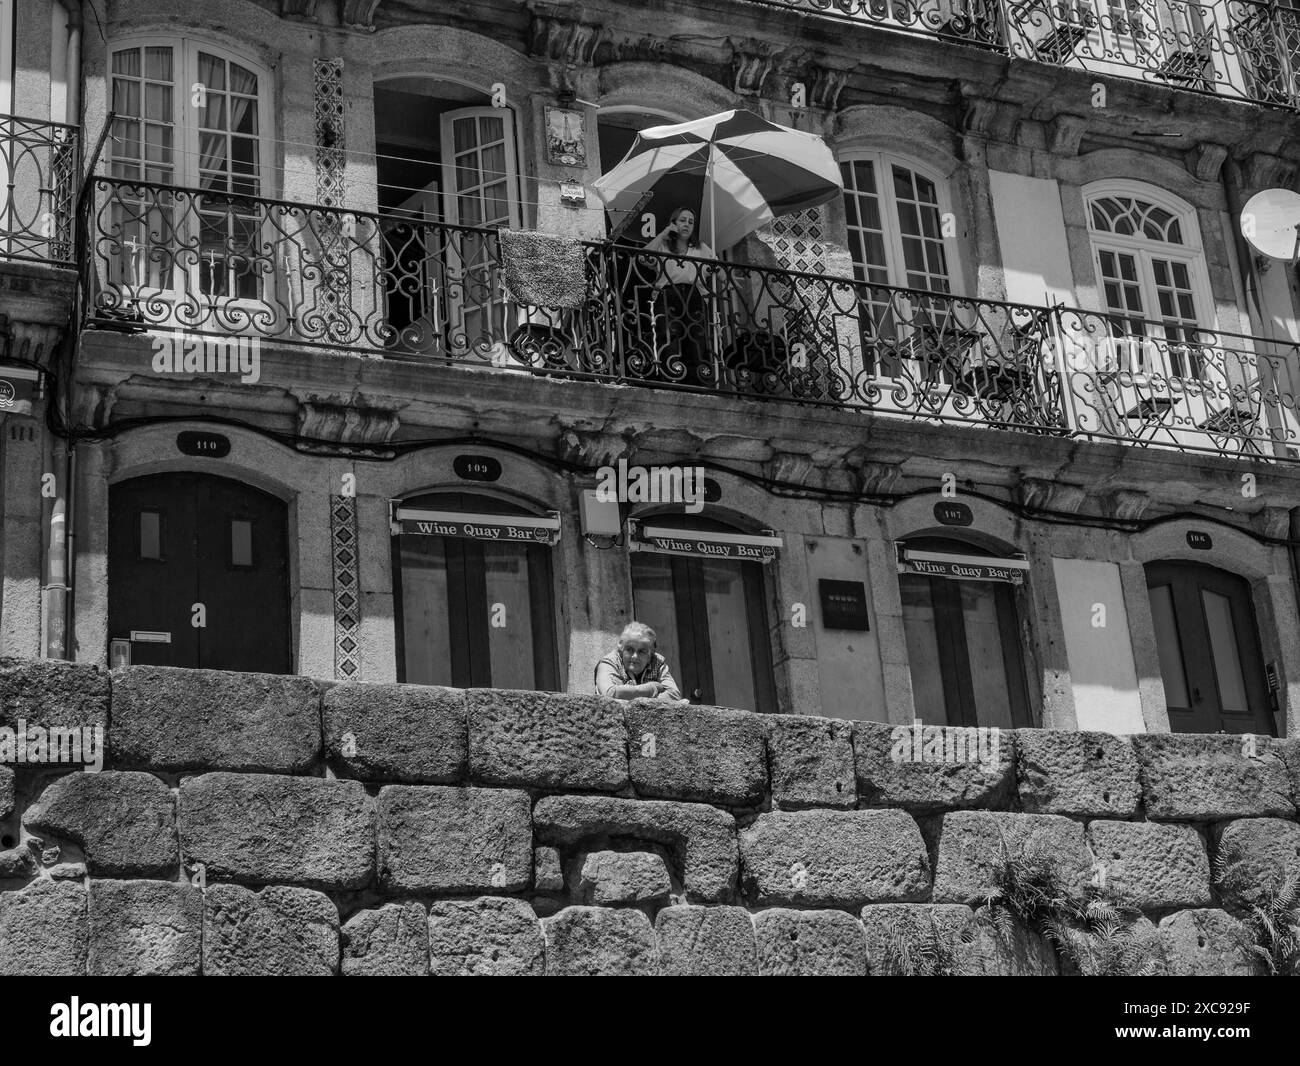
xmin=1145 ymin=562 xmax=1272 ymax=734
xmin=898 ymin=537 xmax=1032 ymax=727
xmin=394 ymin=492 xmax=558 ymax=689
xmin=629 ymin=517 xmax=776 ymax=713
xmin=106 ymin=40 xmax=267 ymax=317
xmin=439 ymin=107 xmax=521 ymax=357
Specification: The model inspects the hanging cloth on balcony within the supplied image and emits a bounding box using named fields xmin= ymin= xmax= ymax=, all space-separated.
xmin=589 ymin=109 xmax=843 ymax=252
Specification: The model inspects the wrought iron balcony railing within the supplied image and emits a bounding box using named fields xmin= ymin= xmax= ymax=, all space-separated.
xmin=80 ymin=175 xmax=1300 ymax=461
xmin=757 ymin=0 xmax=1300 ymax=111
xmin=0 ymin=114 xmax=79 ymax=266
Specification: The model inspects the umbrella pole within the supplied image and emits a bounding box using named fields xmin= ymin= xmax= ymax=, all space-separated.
xmin=706 ymin=152 xmax=721 ymax=374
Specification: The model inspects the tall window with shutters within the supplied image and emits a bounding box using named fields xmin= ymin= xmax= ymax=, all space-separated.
xmin=1084 ymin=183 xmax=1215 ymax=381
xmin=106 ymin=38 xmax=271 ymax=301
xmin=840 ymin=152 xmax=960 ymax=377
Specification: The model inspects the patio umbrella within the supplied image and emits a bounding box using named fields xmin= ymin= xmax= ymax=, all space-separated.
xmin=590 ymin=109 xmax=843 ymax=252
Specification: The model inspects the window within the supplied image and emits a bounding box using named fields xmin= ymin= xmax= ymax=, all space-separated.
xmin=629 ymin=514 xmax=776 ymax=712
xmin=107 ymin=37 xmax=271 ymax=298
xmin=0 ymin=0 xmax=12 ymax=115
xmin=393 ymin=492 xmax=558 ymax=690
xmin=1085 ymin=183 xmax=1214 ymax=380
xmin=841 ymin=153 xmax=960 ymax=377
xmin=898 ymin=537 xmax=1032 ymax=727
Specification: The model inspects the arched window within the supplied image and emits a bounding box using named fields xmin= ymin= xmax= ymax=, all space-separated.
xmin=898 ymin=536 xmax=1032 ymax=728
xmin=629 ymin=512 xmax=776 ymax=713
xmin=393 ymin=491 xmax=559 ymax=690
xmin=1084 ymin=182 xmax=1214 ymax=378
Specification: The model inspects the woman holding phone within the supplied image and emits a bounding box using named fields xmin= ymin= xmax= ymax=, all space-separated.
xmin=643 ymin=206 xmax=716 ymax=385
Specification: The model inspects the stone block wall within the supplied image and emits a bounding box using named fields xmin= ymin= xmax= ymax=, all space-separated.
xmin=1 ymin=657 xmax=1298 ymax=976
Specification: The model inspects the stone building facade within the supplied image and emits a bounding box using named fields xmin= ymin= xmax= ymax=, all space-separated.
xmin=4 ymin=0 xmax=1300 ymax=737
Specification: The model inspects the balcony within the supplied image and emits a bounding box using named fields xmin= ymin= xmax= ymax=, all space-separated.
xmin=757 ymin=0 xmax=1300 ymax=111
xmin=78 ymin=176 xmax=1300 ymax=461
xmin=0 ymin=114 xmax=79 ymax=267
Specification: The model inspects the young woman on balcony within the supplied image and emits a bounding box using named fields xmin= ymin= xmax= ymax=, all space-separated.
xmin=643 ymin=206 xmax=717 ymax=385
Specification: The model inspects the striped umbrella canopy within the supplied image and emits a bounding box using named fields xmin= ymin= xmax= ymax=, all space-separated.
xmin=590 ymin=109 xmax=843 ymax=252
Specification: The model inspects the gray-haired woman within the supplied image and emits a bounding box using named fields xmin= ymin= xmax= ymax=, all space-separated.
xmin=594 ymin=621 xmax=688 ymax=701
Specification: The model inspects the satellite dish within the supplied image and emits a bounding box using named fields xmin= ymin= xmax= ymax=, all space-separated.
xmin=1241 ymin=188 xmax=1300 ymax=262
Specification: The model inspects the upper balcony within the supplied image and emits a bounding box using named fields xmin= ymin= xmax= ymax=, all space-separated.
xmin=762 ymin=0 xmax=1300 ymax=111
xmin=0 ymin=113 xmax=78 ymax=268
xmin=76 ymin=174 xmax=1300 ymax=463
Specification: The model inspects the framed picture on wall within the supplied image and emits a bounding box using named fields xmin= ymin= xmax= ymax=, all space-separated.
xmin=545 ymin=105 xmax=586 ymax=167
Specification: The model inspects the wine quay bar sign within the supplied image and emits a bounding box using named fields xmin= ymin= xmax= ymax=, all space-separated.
xmin=391 ymin=507 xmax=562 ymax=545
xmin=629 ymin=522 xmax=782 ymax=563
xmin=896 ymin=546 xmax=1028 ymax=585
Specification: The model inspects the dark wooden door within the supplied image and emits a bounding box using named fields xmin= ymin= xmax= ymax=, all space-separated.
xmin=108 ymin=473 xmax=291 ymax=673
xmin=1145 ymin=562 xmax=1272 ymax=735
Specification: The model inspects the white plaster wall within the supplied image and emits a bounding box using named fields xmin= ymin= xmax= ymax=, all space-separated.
xmin=1052 ymin=557 xmax=1145 ymax=734
xmin=805 ymin=534 xmax=886 ymax=721
xmin=988 ymin=171 xmax=1075 ymax=307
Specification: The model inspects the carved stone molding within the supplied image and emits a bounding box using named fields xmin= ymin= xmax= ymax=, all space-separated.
xmin=856 ymin=459 xmax=904 ymax=496
xmin=527 ymin=1 xmax=604 ymax=65
xmin=1046 ymin=113 xmax=1088 ymax=157
xmin=557 ymin=429 xmax=629 ymax=468
xmin=3 ymin=320 xmax=65 ymax=370
xmin=802 ymin=63 xmax=852 ymax=113
xmin=1186 ymin=142 xmax=1227 ymax=183
xmin=961 ymin=93 xmax=1020 ymax=142
xmin=296 ymin=394 xmax=400 ymax=444
xmin=1243 ymin=152 xmax=1297 ymax=194
xmin=1019 ymin=477 xmax=1087 ymax=514
xmin=281 ymin=0 xmax=321 ymax=19
xmin=731 ymin=38 xmax=782 ymax=96
xmin=1107 ymin=489 xmax=1150 ymax=521
xmin=340 ymin=0 xmax=382 ymax=30
xmin=1260 ymin=505 xmax=1291 ymax=541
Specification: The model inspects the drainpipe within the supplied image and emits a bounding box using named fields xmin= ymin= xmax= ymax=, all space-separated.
xmin=63 ymin=4 xmax=81 ymax=128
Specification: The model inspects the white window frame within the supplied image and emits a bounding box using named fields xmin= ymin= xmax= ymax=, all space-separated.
xmin=840 ymin=149 xmax=962 ymax=295
xmin=0 ymin=0 xmax=13 ymax=115
xmin=1083 ymin=179 xmax=1218 ymax=351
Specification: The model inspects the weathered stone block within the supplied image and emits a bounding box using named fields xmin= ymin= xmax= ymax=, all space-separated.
xmin=625 ymin=701 xmax=768 ymax=806
xmin=544 ymin=906 xmax=659 ymax=975
xmin=768 ymin=714 xmax=856 ymax=809
xmin=741 ymin=809 xmax=929 ymax=907
xmin=0 ymin=765 xmax=12 ymax=819
xmin=88 ymin=880 xmax=202 ymax=976
xmin=533 ymin=794 xmax=737 ymax=903
xmin=0 ymin=880 xmax=87 ymax=975
xmin=1159 ymin=909 xmax=1260 ymax=976
xmin=1016 ymin=730 xmax=1141 ymax=817
xmin=428 ymin=897 xmax=544 ymax=976
xmin=0 ymin=846 xmax=35 ymax=878
xmin=966 ymin=904 xmax=1060 ymax=975
xmin=1272 ymin=738 xmax=1300 ymax=807
xmin=1086 ymin=821 xmax=1211 ymax=910
xmin=535 ymin=846 xmax=564 ymax=894
xmin=180 ymin=773 xmax=373 ymax=890
xmin=1134 ymin=734 xmax=1294 ymax=821
xmin=341 ymin=902 xmax=429 ymax=976
xmin=754 ymin=908 xmax=867 ymax=976
xmin=468 ymin=689 xmax=627 ymax=791
xmin=1212 ymin=818 xmax=1300 ymax=910
xmin=325 ymin=682 xmax=466 ymax=784
xmin=378 ymin=786 xmax=531 ymax=894
xmin=578 ymin=850 xmax=671 ymax=905
xmin=859 ymin=903 xmax=976 ymax=975
xmin=932 ymin=811 xmax=1091 ymax=905
xmin=110 ymin=666 xmax=321 ymax=773
xmin=203 ymin=884 xmax=339 ymax=976
xmin=656 ymin=905 xmax=757 ymax=976
xmin=0 ymin=657 xmax=107 ymax=734
xmin=24 ymin=771 xmax=176 ymax=877
xmin=854 ymin=720 xmax=1014 ymax=812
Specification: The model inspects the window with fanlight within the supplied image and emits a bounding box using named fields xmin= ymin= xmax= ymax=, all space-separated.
xmin=106 ymin=37 xmax=272 ymax=300
xmin=1084 ymin=183 xmax=1215 ymax=381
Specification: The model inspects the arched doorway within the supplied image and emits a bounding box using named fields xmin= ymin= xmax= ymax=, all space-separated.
xmin=897 ymin=535 xmax=1033 ymax=728
xmin=108 ymin=472 xmax=291 ymax=672
xmin=1145 ymin=561 xmax=1273 ymax=734
xmin=392 ymin=490 xmax=559 ymax=690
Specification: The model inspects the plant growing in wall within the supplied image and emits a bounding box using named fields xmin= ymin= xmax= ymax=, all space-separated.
xmin=1213 ymin=843 xmax=1300 ymax=976
xmin=980 ymin=846 xmax=1164 ymax=976
xmin=880 ymin=913 xmax=979 ymax=976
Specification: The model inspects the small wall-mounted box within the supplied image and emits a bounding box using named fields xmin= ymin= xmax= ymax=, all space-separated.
xmin=819 ymin=579 xmax=870 ymax=630
xmin=580 ymin=489 xmax=622 ymax=536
